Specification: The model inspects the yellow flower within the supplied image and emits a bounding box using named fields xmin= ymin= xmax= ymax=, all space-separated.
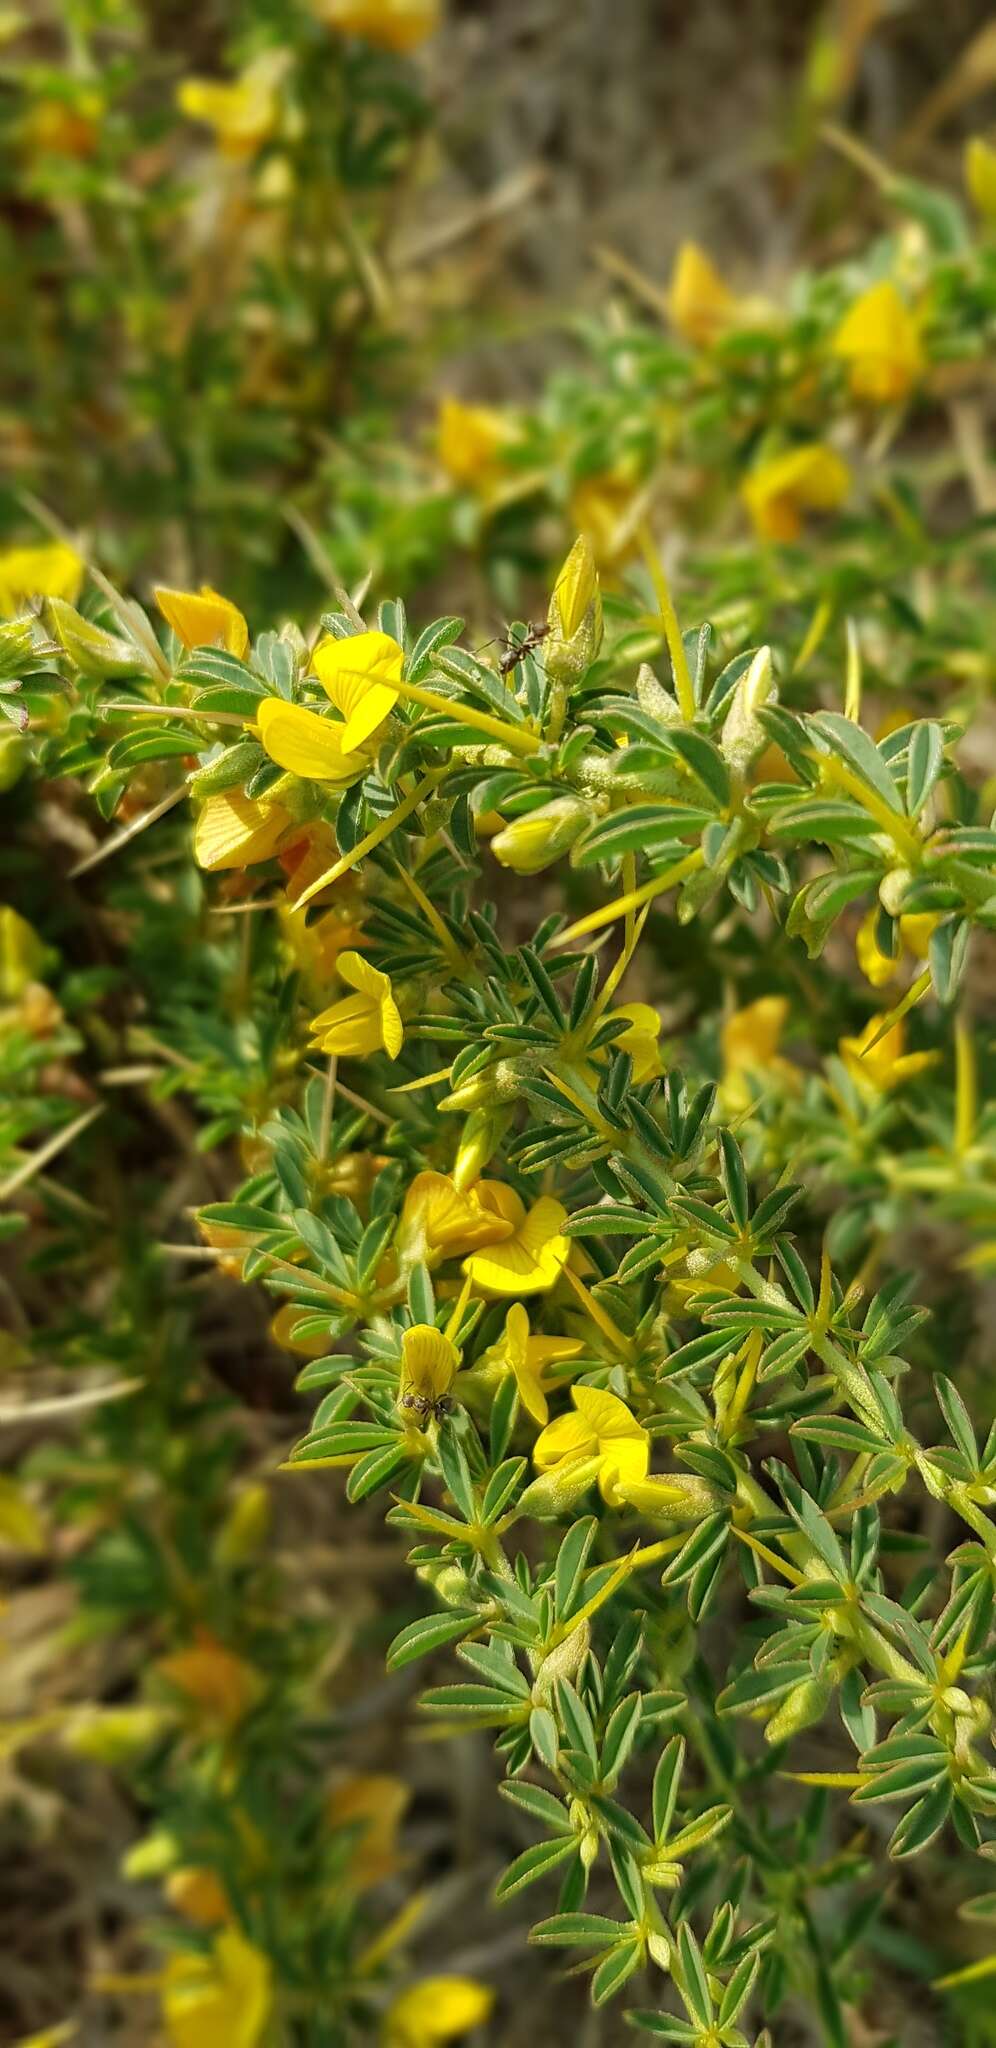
xmin=533 ymin=1384 xmax=649 ymax=1506
xmin=384 ymin=1976 xmax=494 ymax=2048
xmin=437 ymin=398 xmax=513 ymax=489
xmin=611 ymin=1470 xmax=718 ymax=1522
xmin=856 ymin=907 xmax=940 ymax=988
xmin=310 ymin=950 xmax=403 ymax=1059
xmin=0 ymin=540 xmax=82 ymax=616
xmin=269 ymin=1303 xmax=332 ymax=1358
xmin=742 ymin=444 xmax=850 ymax=543
xmin=165 ymin=1867 xmax=231 ymax=1928
xmin=326 ymin=1773 xmax=409 ymax=1888
xmin=311 ymin=629 xmax=403 ymax=750
xmin=545 ymin=532 xmax=603 ymax=677
xmin=162 ymin=1926 xmax=271 ymax=2048
xmin=156 ymin=1633 xmax=261 ymax=1729
xmin=256 ymin=698 xmax=370 ymax=783
xmin=720 ymin=995 xmax=795 ymax=1113
xmin=568 ymin=470 xmax=640 ymax=570
xmin=463 ymin=1184 xmax=570 ymax=1296
xmin=831 ymin=281 xmax=924 ymax=405
xmin=838 ymin=1014 xmax=937 ymax=1094
xmin=400 ymin=1170 xmax=514 ymax=1260
xmin=397 ymin=1323 xmax=460 ymax=1425
xmin=317 ymin=0 xmax=440 ymax=52
xmin=965 ymin=136 xmax=996 ymax=220
xmin=476 ymin=1302 xmax=583 ymax=1426
xmin=193 ymin=791 xmax=293 ymax=871
xmin=177 ymin=66 xmax=279 ymax=157
xmin=667 ymin=240 xmax=738 ymax=347
xmin=155 ymin=585 xmax=249 ymax=658
xmin=609 ymin=1002 xmax=664 ymax=1082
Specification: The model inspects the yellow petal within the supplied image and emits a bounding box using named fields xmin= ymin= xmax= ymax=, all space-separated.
xmin=533 ymin=1407 xmax=598 ymax=1470
xmin=162 ymin=1927 xmax=271 ymax=2048
xmin=831 ymin=281 xmax=923 ymax=404
xmin=598 ymin=1432 xmax=651 ymax=1505
xmin=385 ymin=1975 xmax=494 ymax=2048
xmin=400 ymin=1324 xmax=459 ymax=1400
xmin=155 ymin=585 xmax=249 ymax=658
xmin=156 ymin=1635 xmax=260 ymax=1726
xmin=400 ymin=1170 xmax=514 ymax=1257
xmin=193 ymin=792 xmax=291 ymax=871
xmin=0 ymin=540 xmax=83 ymax=616
xmin=572 ymin=1383 xmax=647 ymax=1444
xmin=256 ymin=698 xmax=368 ymax=782
xmin=312 ymin=631 xmax=403 ymax=751
xmin=338 ymin=948 xmax=391 ymax=1000
xmin=668 ymin=240 xmax=738 ymax=347
xmin=310 ymin=991 xmax=382 ymax=1058
xmin=551 ymin=534 xmax=598 ymax=640
xmin=742 ymin=445 xmax=850 ymax=542
xmin=436 ymin=397 xmax=512 ymax=487
xmin=464 ymin=1195 xmax=569 ymax=1295
xmin=317 ymin=0 xmax=441 ymax=55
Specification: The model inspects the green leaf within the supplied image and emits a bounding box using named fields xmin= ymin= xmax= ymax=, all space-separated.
xmin=495 ymin=1835 xmax=576 ymax=1900
xmin=386 ymin=1610 xmax=479 ymax=1671
xmin=810 ymin=710 xmax=903 ymax=813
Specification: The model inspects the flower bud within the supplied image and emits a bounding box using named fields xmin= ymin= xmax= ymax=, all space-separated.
xmin=188 ymin=739 xmax=265 ymax=798
xmin=453 ymin=1106 xmax=513 ymax=1190
xmin=545 ymin=535 xmax=603 ymax=679
xmin=966 ymin=136 xmax=996 ymax=221
xmin=764 ymin=1669 xmax=834 ymax=1745
xmin=63 ymin=1704 xmax=174 ymax=1763
xmin=45 ymin=596 xmax=149 ymax=678
xmin=720 ymin=646 xmax=775 ymax=773
xmin=213 ymin=1482 xmax=271 ymax=1566
xmin=516 ymin=1455 xmax=603 ymax=1519
xmin=122 ymin=1830 xmax=179 ymax=1881
xmin=415 ymin=1559 xmax=474 ymax=1608
xmin=532 ymin=1620 xmax=590 ymax=1704
xmin=491 ymin=797 xmax=588 ymax=875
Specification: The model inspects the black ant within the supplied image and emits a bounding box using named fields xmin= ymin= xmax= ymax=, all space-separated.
xmin=397 ymin=1389 xmax=455 ymax=1428
xmin=498 ymin=620 xmax=550 ymax=677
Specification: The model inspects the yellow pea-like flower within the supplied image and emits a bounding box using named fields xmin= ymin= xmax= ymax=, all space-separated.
xmin=156 ymin=1632 xmax=261 ymax=1728
xmin=476 ymin=1301 xmax=583 ymax=1426
xmin=325 ymin=1772 xmax=409 ymax=1888
xmin=316 ymin=0 xmax=441 ymax=55
xmin=399 ymin=1169 xmax=514 ymax=1259
xmin=155 ymin=584 xmax=249 ymax=658
xmin=310 ymin=949 xmax=403 ymax=1059
xmin=856 ymin=907 xmax=940 ymax=988
xmin=667 ymin=240 xmax=738 ymax=347
xmin=256 ymin=698 xmax=371 ymax=783
xmin=838 ymin=1014 xmax=938 ymax=1094
xmin=831 ymin=281 xmax=924 ymax=405
xmin=742 ymin=443 xmax=850 ymax=543
xmin=311 ymin=629 xmax=403 ymax=751
xmin=397 ymin=1324 xmax=460 ymax=1420
xmin=161 ymin=1925 xmax=272 ymax=2048
xmin=436 ymin=397 xmax=513 ymax=489
xmin=193 ymin=791 xmax=292 ymax=871
xmin=384 ymin=1976 xmax=494 ymax=2048
xmin=177 ymin=67 xmax=279 ymax=157
xmin=0 ymin=540 xmax=83 ymax=616
xmin=533 ymin=1384 xmax=649 ymax=1506
xmin=609 ymin=1002 xmax=664 ymax=1082
xmin=463 ymin=1184 xmax=570 ymax=1296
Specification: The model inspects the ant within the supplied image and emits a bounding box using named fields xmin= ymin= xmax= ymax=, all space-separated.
xmin=498 ymin=620 xmax=550 ymax=678
xmin=397 ymin=1389 xmax=455 ymax=1428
